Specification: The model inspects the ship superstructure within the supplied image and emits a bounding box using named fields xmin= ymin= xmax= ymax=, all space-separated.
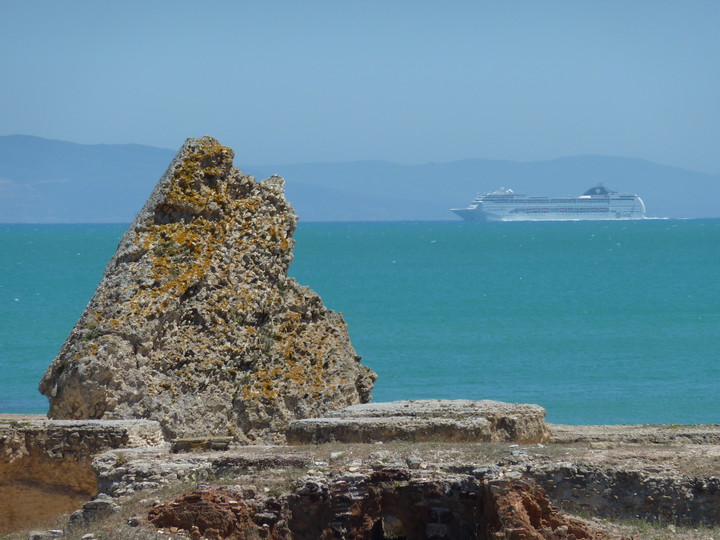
xmin=451 ymin=185 xmax=646 ymax=222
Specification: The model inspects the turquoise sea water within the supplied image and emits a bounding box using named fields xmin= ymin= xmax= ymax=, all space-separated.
xmin=1 ymin=220 xmax=719 ymax=424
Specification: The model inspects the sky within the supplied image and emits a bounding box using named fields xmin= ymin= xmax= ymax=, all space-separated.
xmin=2 ymin=1 xmax=719 ymax=173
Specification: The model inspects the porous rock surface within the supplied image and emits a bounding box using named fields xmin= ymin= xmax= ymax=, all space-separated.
xmin=287 ymin=399 xmax=551 ymax=444
xmin=39 ymin=136 xmax=376 ymax=442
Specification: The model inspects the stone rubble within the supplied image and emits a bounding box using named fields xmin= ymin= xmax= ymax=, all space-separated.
xmin=146 ymin=468 xmax=600 ymax=539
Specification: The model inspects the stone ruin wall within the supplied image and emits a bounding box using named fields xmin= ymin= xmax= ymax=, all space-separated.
xmin=0 ymin=419 xmax=164 ymax=535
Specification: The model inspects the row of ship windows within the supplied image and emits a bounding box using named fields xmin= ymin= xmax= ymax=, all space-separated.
xmin=509 ymin=207 xmax=622 ymax=214
xmin=486 ymin=199 xmax=636 ymax=205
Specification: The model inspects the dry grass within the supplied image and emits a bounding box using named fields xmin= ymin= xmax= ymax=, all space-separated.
xmin=575 ymin=513 xmax=720 ymax=540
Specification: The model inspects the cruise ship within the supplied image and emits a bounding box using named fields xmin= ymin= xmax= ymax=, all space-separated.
xmin=451 ymin=185 xmax=646 ymax=222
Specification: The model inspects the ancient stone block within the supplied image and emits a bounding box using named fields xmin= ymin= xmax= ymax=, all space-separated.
xmin=287 ymin=399 xmax=551 ymax=444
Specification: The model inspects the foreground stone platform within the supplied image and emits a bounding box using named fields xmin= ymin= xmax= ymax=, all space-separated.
xmin=64 ymin=432 xmax=720 ymax=539
xmin=6 ymin=415 xmax=720 ymax=538
xmin=286 ymin=399 xmax=551 ymax=444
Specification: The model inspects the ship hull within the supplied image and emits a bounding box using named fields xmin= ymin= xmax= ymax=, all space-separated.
xmin=451 ymin=208 xmax=502 ymax=222
xmin=453 ymin=210 xmax=645 ymax=222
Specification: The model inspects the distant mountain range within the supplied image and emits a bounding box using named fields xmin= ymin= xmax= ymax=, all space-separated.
xmin=1 ymin=135 xmax=718 ymax=223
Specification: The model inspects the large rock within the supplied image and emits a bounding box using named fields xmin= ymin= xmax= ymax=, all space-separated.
xmin=39 ymin=136 xmax=376 ymax=442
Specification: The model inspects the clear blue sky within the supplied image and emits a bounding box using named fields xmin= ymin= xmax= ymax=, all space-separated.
xmin=2 ymin=1 xmax=719 ymax=173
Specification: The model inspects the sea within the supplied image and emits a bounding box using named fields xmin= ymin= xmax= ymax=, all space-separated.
xmin=1 ymin=219 xmax=718 ymax=425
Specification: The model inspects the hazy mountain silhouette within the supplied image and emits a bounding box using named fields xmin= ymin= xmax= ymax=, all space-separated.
xmin=0 ymin=135 xmax=174 ymax=223
xmin=1 ymin=135 xmax=718 ymax=223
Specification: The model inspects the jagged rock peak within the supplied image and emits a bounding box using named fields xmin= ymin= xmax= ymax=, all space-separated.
xmin=39 ymin=136 xmax=377 ymax=443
